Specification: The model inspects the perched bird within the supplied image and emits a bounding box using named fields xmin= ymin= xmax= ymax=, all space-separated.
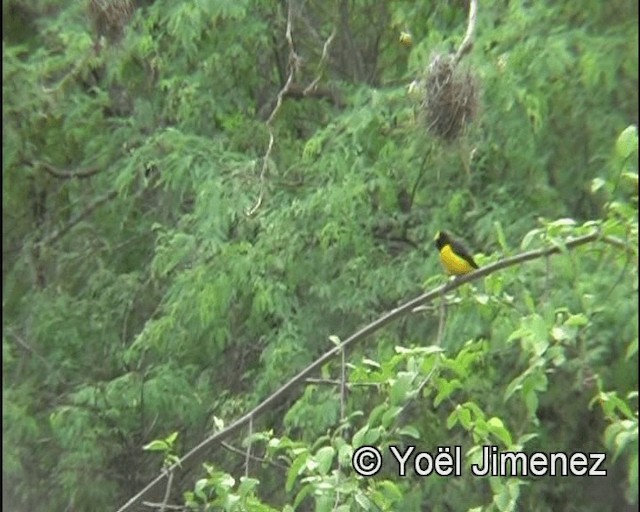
xmin=434 ymin=231 xmax=479 ymax=276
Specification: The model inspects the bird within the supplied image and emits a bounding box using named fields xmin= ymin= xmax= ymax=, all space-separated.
xmin=434 ymin=231 xmax=479 ymax=276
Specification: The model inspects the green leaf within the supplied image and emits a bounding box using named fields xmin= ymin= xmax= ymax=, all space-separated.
xmin=521 ymin=228 xmax=543 ymax=249
xmin=165 ymin=431 xmax=179 ymax=445
xmin=517 ymin=433 xmax=539 ymax=447
xmin=591 ymin=177 xmax=607 ymax=193
xmin=314 ymin=446 xmax=335 ymax=475
xmin=565 ymin=313 xmax=589 ymax=327
xmin=194 ymin=478 xmax=209 ymax=500
xmin=446 ymin=409 xmax=458 ymax=429
xmin=286 ymin=453 xmax=307 ymax=492
xmin=364 ymin=427 xmax=383 ymax=446
xmin=354 ymin=491 xmax=372 ymax=510
xmin=352 ymin=426 xmax=368 ymax=447
xmin=143 ymin=440 xmax=168 ymax=452
xmin=390 ymin=372 xmax=415 ymax=405
xmin=616 ymin=125 xmax=638 ymax=160
xmin=329 ymin=335 xmax=342 ymax=346
xmin=377 ymin=480 xmax=403 ymax=502
xmin=447 ymin=404 xmax=473 ymax=430
xmin=338 ymin=444 xmax=353 ymax=467
xmin=458 ymin=406 xmax=473 ymax=430
xmin=397 ymin=425 xmax=421 ymax=439
xmin=368 ymin=403 xmax=388 ymax=426
xmin=381 ymin=406 xmax=403 ymax=428
xmin=434 ymin=378 xmax=463 ymax=407
xmin=293 ymin=484 xmax=313 ymax=510
xmin=487 ymin=417 xmax=513 ymax=447
xmin=237 ymin=476 xmax=259 ymax=497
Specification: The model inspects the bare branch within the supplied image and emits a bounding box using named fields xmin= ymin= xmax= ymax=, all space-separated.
xmin=244 ymin=415 xmax=253 ymax=478
xmin=436 ymin=295 xmax=446 ymax=346
xmin=303 ymin=28 xmax=337 ymax=94
xmin=141 ymin=502 xmax=184 ymax=511
xmin=340 ymin=346 xmax=346 ymax=421
xmin=246 ymin=1 xmax=299 ymax=217
xmin=245 ymin=133 xmax=274 ymax=217
xmin=304 ymin=378 xmax=379 ymax=388
xmin=159 ymin=469 xmax=173 ymax=512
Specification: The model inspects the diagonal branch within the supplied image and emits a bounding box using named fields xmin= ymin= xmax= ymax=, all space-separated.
xmin=117 ymin=230 xmax=626 ymax=512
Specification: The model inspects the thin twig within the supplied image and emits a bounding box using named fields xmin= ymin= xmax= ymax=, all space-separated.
xmin=334 ymin=341 xmax=346 ymax=512
xmin=340 ymin=346 xmax=346 ymax=421
xmin=159 ymin=469 xmax=173 ymax=512
xmin=305 ymin=378 xmax=380 ymax=387
xmin=244 ymin=415 xmax=253 ymax=478
xmin=544 ymin=255 xmax=551 ymax=301
xmin=436 ymin=295 xmax=446 ymax=345
xmin=304 ymin=28 xmax=337 ymax=94
xmin=245 ymin=133 xmax=274 ymax=217
xmin=141 ymin=502 xmax=184 ymax=511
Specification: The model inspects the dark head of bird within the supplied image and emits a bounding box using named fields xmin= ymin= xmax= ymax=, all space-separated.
xmin=434 ymin=230 xmax=451 ymax=250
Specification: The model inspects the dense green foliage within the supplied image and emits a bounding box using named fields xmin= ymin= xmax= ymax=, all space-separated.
xmin=3 ymin=1 xmax=638 ymax=511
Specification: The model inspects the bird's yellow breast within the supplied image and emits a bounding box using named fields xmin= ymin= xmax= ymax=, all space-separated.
xmin=439 ymin=244 xmax=476 ymax=275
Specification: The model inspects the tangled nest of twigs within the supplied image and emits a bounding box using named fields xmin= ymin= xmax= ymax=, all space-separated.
xmin=88 ymin=0 xmax=134 ymax=41
xmin=422 ymin=53 xmax=479 ymax=142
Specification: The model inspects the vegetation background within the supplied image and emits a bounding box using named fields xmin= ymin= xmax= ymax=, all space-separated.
xmin=3 ymin=0 xmax=638 ymax=511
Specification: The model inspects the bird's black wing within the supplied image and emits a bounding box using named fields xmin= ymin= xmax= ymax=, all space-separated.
xmin=449 ymin=238 xmax=479 ymax=269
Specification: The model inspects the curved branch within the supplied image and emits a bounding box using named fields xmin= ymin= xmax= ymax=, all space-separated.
xmin=246 ymin=0 xmax=299 ymax=217
xmin=303 ymin=27 xmax=337 ymax=95
xmin=115 ymin=230 xmax=625 ymax=512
